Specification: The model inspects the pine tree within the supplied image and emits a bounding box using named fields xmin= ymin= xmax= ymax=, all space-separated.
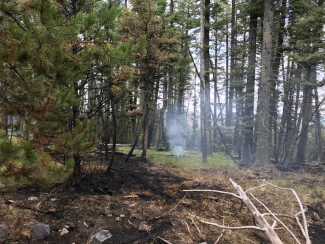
xmin=120 ymin=0 xmax=178 ymax=161
xmin=0 ymin=0 xmax=97 ymax=186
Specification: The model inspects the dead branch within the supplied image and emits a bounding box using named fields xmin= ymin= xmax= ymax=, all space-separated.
xmin=188 ymin=215 xmax=204 ymax=239
xmin=183 ymin=189 xmax=243 ymax=200
xmin=157 ymin=236 xmax=172 ymax=244
xmin=262 ymin=180 xmax=311 ymax=244
xmin=183 ymin=220 xmax=195 ymax=241
xmin=184 ymin=179 xmax=310 ymax=244
xmin=199 ymin=219 xmax=263 ymax=231
xmin=152 ymin=195 xmax=185 ymax=220
xmin=250 ymin=193 xmax=301 ymax=244
xmin=214 ymin=220 xmax=225 ymax=244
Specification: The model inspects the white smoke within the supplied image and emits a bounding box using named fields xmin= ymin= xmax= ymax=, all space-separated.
xmin=167 ymin=115 xmax=186 ymax=157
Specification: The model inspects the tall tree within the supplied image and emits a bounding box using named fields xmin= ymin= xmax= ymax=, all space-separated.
xmin=255 ymin=0 xmax=275 ymax=164
xmin=200 ymin=0 xmax=207 ymax=162
xmin=241 ymin=0 xmax=258 ymax=165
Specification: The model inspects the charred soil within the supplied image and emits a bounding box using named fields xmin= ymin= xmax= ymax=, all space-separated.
xmin=1 ymin=147 xmax=325 ymax=243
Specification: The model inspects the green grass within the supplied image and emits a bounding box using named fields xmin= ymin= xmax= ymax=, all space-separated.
xmin=118 ymin=146 xmax=235 ymax=168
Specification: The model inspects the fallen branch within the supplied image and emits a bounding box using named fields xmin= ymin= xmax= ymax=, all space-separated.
xmin=184 ymin=179 xmax=310 ymax=244
xmin=188 ymin=215 xmax=204 ymax=239
xmin=183 ymin=220 xmax=195 ymax=241
xmin=183 ymin=189 xmax=242 ymax=200
xmin=250 ymin=193 xmax=301 ymax=244
xmin=157 ymin=236 xmax=172 ymax=244
xmin=214 ymin=220 xmax=225 ymax=244
xmin=200 ymin=219 xmax=263 ymax=231
xmin=263 ymin=180 xmax=311 ymax=244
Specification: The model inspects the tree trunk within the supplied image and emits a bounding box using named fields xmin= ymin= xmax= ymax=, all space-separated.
xmin=106 ymin=102 xmax=117 ymax=173
xmin=255 ymin=0 xmax=274 ymax=164
xmin=225 ymin=21 xmax=229 ymax=127
xmin=204 ymin=0 xmax=212 ymax=156
xmin=200 ymin=0 xmax=207 ymax=163
xmin=315 ymin=87 xmax=323 ymax=162
xmin=165 ymin=71 xmax=173 ymax=151
xmin=296 ymin=65 xmax=314 ymax=165
xmin=241 ymin=0 xmax=257 ymax=165
xmin=226 ymin=0 xmax=236 ymax=127
xmin=225 ymin=22 xmax=229 ymax=126
xmin=193 ymin=77 xmax=198 ymax=149
xmin=270 ymin=0 xmax=286 ymax=160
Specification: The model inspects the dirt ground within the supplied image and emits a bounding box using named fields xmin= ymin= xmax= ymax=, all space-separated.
xmin=1 ymin=146 xmax=325 ymax=244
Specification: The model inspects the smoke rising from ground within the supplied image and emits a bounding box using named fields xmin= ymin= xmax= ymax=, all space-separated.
xmin=167 ymin=115 xmax=186 ymax=157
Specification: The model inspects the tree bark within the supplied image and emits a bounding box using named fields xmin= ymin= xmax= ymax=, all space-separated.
xmin=225 ymin=0 xmax=236 ymax=127
xmin=270 ymin=0 xmax=286 ymax=160
xmin=200 ymin=0 xmax=207 ymax=163
xmin=241 ymin=4 xmax=257 ymax=165
xmin=255 ymin=0 xmax=274 ymax=164
xmin=204 ymin=0 xmax=212 ymax=156
xmin=106 ymin=102 xmax=117 ymax=173
xmin=296 ymin=65 xmax=314 ymax=165
xmin=314 ymin=87 xmax=323 ymax=162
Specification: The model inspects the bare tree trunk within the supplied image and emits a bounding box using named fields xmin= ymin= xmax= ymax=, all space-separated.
xmin=315 ymin=87 xmax=323 ymax=162
xmin=226 ymin=0 xmax=236 ymax=127
xmin=165 ymin=71 xmax=173 ymax=151
xmin=225 ymin=21 xmax=229 ymax=127
xmin=200 ymin=0 xmax=207 ymax=163
xmin=255 ymin=0 xmax=274 ymax=164
xmin=241 ymin=4 xmax=257 ymax=165
xmin=283 ymin=83 xmax=302 ymax=166
xmin=276 ymin=59 xmax=293 ymax=162
xmin=204 ymin=0 xmax=212 ymax=156
xmin=270 ymin=0 xmax=286 ymax=160
xmin=193 ymin=78 xmax=198 ymax=149
xmin=106 ymin=102 xmax=117 ymax=173
xmin=296 ymin=65 xmax=314 ymax=165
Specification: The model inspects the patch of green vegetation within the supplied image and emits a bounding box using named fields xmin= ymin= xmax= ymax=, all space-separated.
xmin=298 ymin=184 xmax=310 ymax=192
xmin=0 ymin=176 xmax=30 ymax=186
xmin=118 ymin=147 xmax=234 ymax=169
xmin=315 ymin=187 xmax=325 ymax=195
xmin=271 ymin=179 xmax=289 ymax=186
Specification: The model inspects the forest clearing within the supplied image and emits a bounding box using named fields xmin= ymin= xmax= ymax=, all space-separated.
xmin=1 ymin=145 xmax=325 ymax=243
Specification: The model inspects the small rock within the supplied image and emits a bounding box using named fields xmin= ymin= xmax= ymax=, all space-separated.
xmin=115 ymin=217 xmax=121 ymax=222
xmin=138 ymin=223 xmax=151 ymax=232
xmin=0 ymin=224 xmax=8 ymax=238
xmin=28 ymin=197 xmax=38 ymax=201
xmin=120 ymin=214 xmax=125 ymax=218
xmin=30 ymin=224 xmax=50 ymax=239
xmin=60 ymin=228 xmax=69 ymax=236
xmin=89 ymin=230 xmax=112 ymax=244
xmin=50 ymin=198 xmax=57 ymax=202
xmin=0 ymin=184 xmax=5 ymax=189
xmin=6 ymin=200 xmax=14 ymax=204
xmin=129 ymin=204 xmax=136 ymax=208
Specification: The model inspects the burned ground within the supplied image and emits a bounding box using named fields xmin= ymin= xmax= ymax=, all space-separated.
xmin=1 ymin=147 xmax=325 ymax=244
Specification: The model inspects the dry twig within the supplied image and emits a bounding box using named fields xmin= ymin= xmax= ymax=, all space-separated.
xmin=183 ymin=220 xmax=195 ymax=241
xmin=153 ymin=195 xmax=186 ymax=220
xmin=157 ymin=236 xmax=172 ymax=244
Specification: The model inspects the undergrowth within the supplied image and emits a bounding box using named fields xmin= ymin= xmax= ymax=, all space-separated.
xmin=119 ymin=146 xmax=235 ymax=168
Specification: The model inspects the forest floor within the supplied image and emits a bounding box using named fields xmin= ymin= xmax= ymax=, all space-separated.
xmin=1 ymin=146 xmax=325 ymax=244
